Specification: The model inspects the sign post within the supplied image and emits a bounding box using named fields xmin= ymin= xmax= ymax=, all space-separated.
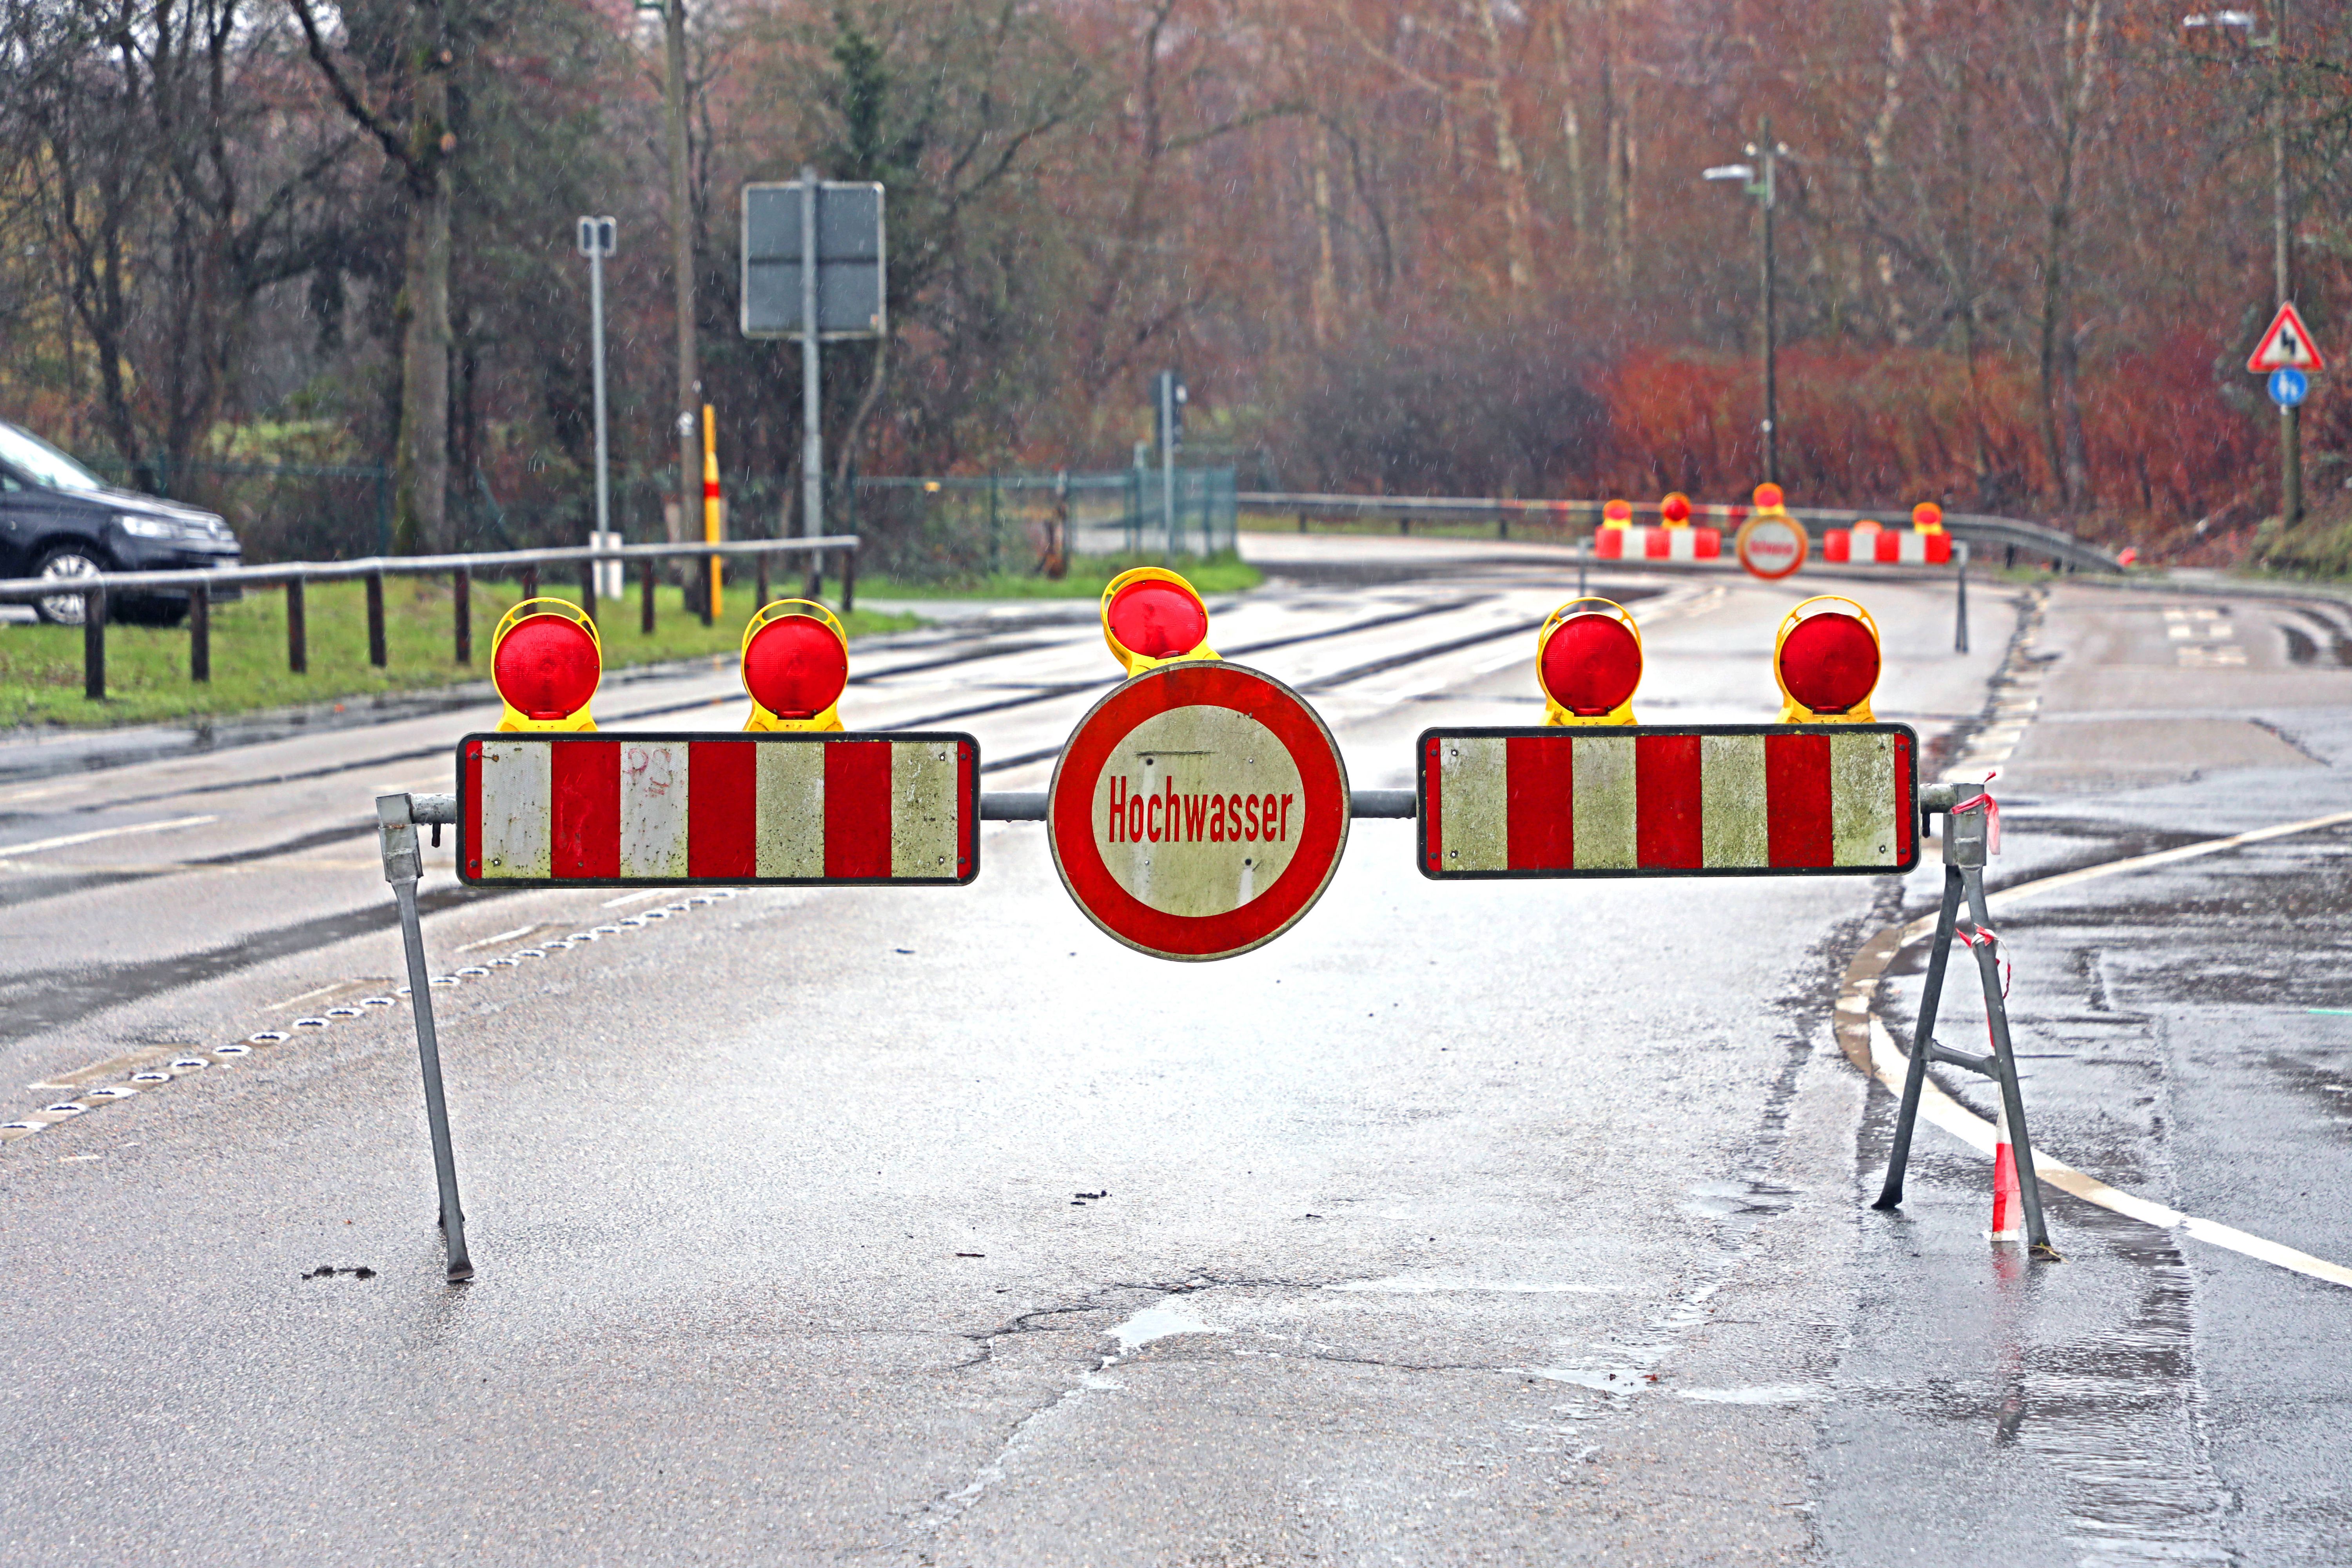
xmin=742 ymin=176 xmax=887 ymax=537
xmin=575 ymin=217 xmax=620 ymax=598
xmin=2248 ymin=301 xmax=2325 ymax=530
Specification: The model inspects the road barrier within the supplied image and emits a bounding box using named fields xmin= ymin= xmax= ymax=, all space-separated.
xmin=0 ymin=535 xmax=858 ymax=703
xmin=1243 ymin=488 xmax=2120 ymax=573
xmin=1593 ymin=526 xmax=1723 ymax=562
xmin=375 ymin=575 xmax=2046 ymax=1279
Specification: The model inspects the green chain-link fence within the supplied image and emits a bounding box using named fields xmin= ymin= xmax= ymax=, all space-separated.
xmin=844 ymin=469 xmax=1236 ymax=581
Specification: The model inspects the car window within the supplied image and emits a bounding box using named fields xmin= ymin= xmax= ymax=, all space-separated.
xmin=0 ymin=424 xmax=106 ymax=493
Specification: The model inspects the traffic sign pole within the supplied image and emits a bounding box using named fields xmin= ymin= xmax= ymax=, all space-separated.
xmin=2249 ymin=301 xmax=2324 ymax=531
xmin=801 ymin=166 xmax=822 ymax=540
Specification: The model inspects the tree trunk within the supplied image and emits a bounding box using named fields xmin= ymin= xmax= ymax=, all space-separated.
xmin=393 ymin=4 xmax=451 ymax=554
xmin=1475 ymin=0 xmax=1534 ymax=293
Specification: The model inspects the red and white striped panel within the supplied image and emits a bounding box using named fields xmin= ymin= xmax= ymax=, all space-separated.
xmin=1592 ymin=527 xmax=1723 ymax=562
xmin=1417 ymin=725 xmax=1917 ymax=878
xmin=1822 ymin=529 xmax=1952 ymax=565
xmin=457 ymin=732 xmax=978 ymax=886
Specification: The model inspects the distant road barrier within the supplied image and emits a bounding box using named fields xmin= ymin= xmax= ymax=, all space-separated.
xmin=1239 ymin=490 xmax=2122 ymax=574
xmin=0 ymin=535 xmax=858 ymax=703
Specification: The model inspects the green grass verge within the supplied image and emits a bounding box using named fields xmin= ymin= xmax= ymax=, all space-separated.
xmin=856 ymin=550 xmax=1262 ymax=600
xmin=0 ymin=577 xmax=920 ymax=731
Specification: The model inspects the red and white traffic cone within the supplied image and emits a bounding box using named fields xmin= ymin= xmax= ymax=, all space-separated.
xmin=1989 ymin=1097 xmax=2025 ymax=1243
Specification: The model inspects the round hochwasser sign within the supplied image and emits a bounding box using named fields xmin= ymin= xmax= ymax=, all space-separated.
xmin=1735 ymin=512 xmax=1809 ymax=581
xmin=1049 ymin=662 xmax=1349 ymax=960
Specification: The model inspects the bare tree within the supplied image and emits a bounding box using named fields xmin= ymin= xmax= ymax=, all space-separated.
xmin=289 ymin=0 xmax=455 ymax=552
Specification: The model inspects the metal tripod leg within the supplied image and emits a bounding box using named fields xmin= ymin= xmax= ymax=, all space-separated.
xmin=1964 ymin=866 xmax=2056 ymax=1259
xmin=1873 ymin=865 xmax=1964 ymax=1210
xmin=378 ymin=794 xmax=473 ymax=1282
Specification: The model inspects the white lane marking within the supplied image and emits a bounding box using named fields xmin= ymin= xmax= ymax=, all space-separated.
xmin=601 ymin=888 xmax=672 ymax=909
xmin=458 ymin=924 xmax=541 ymax=951
xmin=1867 ymin=805 xmax=2352 ymax=1290
xmin=1865 ymin=1019 xmax=2352 ymax=1289
xmin=0 ymin=815 xmax=218 ymax=858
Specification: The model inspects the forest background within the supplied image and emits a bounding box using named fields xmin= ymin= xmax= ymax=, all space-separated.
xmin=4 ymin=0 xmax=2350 ymax=567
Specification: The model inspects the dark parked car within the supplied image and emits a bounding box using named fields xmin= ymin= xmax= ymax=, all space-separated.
xmin=0 ymin=419 xmax=242 ymax=625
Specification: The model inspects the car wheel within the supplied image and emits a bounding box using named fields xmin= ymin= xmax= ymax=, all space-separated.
xmin=32 ymin=543 xmax=109 ymax=626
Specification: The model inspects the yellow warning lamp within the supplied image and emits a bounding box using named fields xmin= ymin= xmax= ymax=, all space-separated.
xmin=1753 ymin=482 xmax=1787 ymax=513
xmin=490 ymin=598 xmax=601 ymax=731
xmin=1535 ymin=598 xmax=1644 ymax=726
xmin=741 ymin=599 xmax=849 ymax=731
xmin=1659 ymin=492 xmax=1693 ymax=528
xmin=1100 ymin=566 xmax=1218 ymax=677
xmin=1853 ymin=516 xmax=1883 ymax=535
xmin=1601 ymin=498 xmax=1635 ymax=529
xmin=1773 ymin=595 xmax=1882 ymax=724
xmin=1912 ymin=502 xmax=1945 ymax=535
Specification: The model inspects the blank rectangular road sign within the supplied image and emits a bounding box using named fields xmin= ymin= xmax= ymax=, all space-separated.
xmin=740 ymin=181 xmax=886 ymax=339
xmin=1417 ymin=725 xmax=1918 ymax=878
xmin=457 ymin=732 xmax=976 ymax=887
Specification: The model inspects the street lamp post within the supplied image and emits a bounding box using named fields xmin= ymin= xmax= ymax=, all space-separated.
xmin=1704 ymin=118 xmax=1789 ymax=485
xmin=2187 ymin=4 xmax=2297 ymax=525
xmin=575 ymin=216 xmax=618 ymax=574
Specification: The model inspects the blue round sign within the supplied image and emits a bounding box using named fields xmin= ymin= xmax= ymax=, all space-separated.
xmin=2269 ymin=367 xmax=2309 ymax=408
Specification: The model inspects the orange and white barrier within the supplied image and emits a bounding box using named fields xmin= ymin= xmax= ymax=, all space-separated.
xmin=1823 ymin=527 xmax=1951 ymax=566
xmin=460 ymin=733 xmax=976 ymax=884
xmin=1593 ymin=526 xmax=1722 ymax=562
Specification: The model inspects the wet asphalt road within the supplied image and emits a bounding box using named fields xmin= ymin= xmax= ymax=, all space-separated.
xmin=1 ymin=538 xmax=2347 ymax=1565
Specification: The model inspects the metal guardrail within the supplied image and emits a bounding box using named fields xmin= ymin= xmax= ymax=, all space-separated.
xmin=1238 ymin=491 xmax=2124 ymax=574
xmin=3 ymin=535 xmax=858 ymax=704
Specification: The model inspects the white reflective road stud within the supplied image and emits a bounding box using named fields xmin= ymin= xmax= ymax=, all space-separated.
xmin=478 ymin=739 xmax=552 ymax=878
xmin=1829 ymin=730 xmax=1899 ymax=866
xmin=1699 ymin=733 xmax=1770 ymax=869
xmin=618 ymin=742 xmax=690 ymax=878
xmin=1439 ymin=737 xmax=1508 ymax=872
xmin=754 ymin=740 xmax=825 ymax=879
xmin=1570 ymin=735 xmax=1637 ymax=870
xmin=890 ymin=742 xmax=958 ymax=878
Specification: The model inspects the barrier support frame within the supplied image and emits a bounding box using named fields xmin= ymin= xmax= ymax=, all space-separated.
xmin=377 ymin=791 xmax=473 ymax=1282
xmin=1872 ymin=784 xmax=2056 ymax=1259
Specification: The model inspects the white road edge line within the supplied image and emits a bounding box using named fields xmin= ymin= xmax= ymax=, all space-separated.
xmin=0 ymin=814 xmax=219 ymax=858
xmin=1862 ymin=803 xmax=2352 ymax=1290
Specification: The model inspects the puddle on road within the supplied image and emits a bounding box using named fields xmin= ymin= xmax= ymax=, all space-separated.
xmin=1108 ymin=1300 xmax=1224 ymax=1353
xmin=1677 ymin=1385 xmax=1826 ymax=1405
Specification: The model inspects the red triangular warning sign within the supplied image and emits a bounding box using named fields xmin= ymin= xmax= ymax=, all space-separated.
xmin=2249 ymin=302 xmax=2325 ymax=372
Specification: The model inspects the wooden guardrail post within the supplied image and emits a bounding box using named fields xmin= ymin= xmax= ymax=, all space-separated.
xmin=83 ymin=588 xmax=106 ymax=701
xmin=804 ymin=549 xmax=823 ymax=603
xmin=755 ymin=552 xmax=769 ymax=611
xmin=189 ymin=583 xmax=211 ymax=682
xmin=366 ymin=571 xmax=388 ymax=667
xmin=452 ymin=567 xmax=472 ymax=664
xmin=286 ymin=579 xmax=307 ymax=674
xmin=581 ymin=558 xmax=599 ymax=625
xmin=519 ymin=565 xmax=537 ymax=603
xmin=639 ymin=558 xmax=656 ymax=633
xmin=841 ymin=545 xmax=857 ymax=613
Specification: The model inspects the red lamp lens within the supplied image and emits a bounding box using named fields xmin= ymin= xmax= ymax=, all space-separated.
xmin=1540 ymin=614 xmax=1643 ymax=715
xmin=1778 ymin=613 xmax=1879 ymax=713
xmin=1603 ymin=498 xmax=1633 ymax=523
xmin=492 ymin=615 xmax=600 ymax=720
xmin=742 ymin=614 xmax=848 ymax=718
xmin=1753 ymin=482 xmax=1785 ymax=510
xmin=1661 ymin=493 xmax=1691 ymax=524
xmin=1913 ymin=502 xmax=1943 ymax=528
xmin=1107 ymin=579 xmax=1207 ymax=659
